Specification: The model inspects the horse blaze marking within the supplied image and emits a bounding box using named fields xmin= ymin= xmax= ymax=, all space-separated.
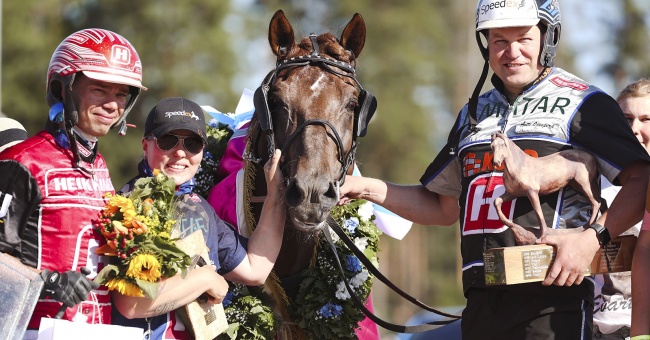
xmin=310 ymin=74 xmax=326 ymax=91
xmin=463 ymin=174 xmax=514 ymax=235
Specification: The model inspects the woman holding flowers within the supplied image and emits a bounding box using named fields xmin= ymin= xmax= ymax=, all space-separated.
xmin=109 ymin=97 xmax=285 ymax=339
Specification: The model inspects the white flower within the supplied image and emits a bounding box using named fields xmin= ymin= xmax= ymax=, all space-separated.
xmin=350 ymin=270 xmax=369 ymax=288
xmin=328 ymin=226 xmax=340 ymax=243
xmin=354 ymin=237 xmax=368 ymax=252
xmin=335 ymin=281 xmax=351 ymax=300
xmin=357 ymin=202 xmax=374 ymax=222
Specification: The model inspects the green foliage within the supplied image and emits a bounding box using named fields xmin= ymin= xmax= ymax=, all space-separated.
xmin=194 ymin=121 xmax=233 ymax=198
xmin=218 ymin=284 xmax=279 ymax=340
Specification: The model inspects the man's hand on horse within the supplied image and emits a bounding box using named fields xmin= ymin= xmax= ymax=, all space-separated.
xmin=537 ymin=229 xmax=600 ymax=286
xmin=338 ymin=175 xmax=367 ymax=205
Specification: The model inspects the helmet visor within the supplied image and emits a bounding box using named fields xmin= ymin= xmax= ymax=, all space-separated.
xmin=82 ymin=70 xmax=148 ymax=91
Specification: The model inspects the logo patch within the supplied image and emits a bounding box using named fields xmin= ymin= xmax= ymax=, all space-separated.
xmin=463 ymin=174 xmax=513 ymax=235
xmin=165 ymin=110 xmax=200 ymax=121
xmin=111 ymin=45 xmax=131 ymax=65
xmin=463 ymin=152 xmax=482 ymax=177
xmin=550 ymin=76 xmax=588 ymax=91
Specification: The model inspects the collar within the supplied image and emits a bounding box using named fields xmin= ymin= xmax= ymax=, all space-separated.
xmin=73 ymin=126 xmax=98 ymax=148
xmin=491 ymin=67 xmax=553 ymax=101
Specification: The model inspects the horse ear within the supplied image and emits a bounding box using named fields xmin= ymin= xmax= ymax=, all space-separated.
xmin=340 ymin=13 xmax=366 ymax=59
xmin=269 ymin=9 xmax=296 ymax=59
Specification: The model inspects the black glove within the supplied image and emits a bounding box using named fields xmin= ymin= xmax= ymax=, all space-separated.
xmin=40 ymin=267 xmax=100 ymax=308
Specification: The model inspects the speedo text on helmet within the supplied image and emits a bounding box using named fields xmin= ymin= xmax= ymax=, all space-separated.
xmin=479 ymin=0 xmax=526 ymax=15
xmin=165 ymin=111 xmax=200 ymax=120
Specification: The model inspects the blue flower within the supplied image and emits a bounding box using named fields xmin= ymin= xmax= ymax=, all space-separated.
xmin=208 ymin=119 xmax=219 ymax=128
xmin=318 ymin=302 xmax=343 ymax=318
xmin=204 ymin=151 xmax=214 ymax=160
xmin=344 ymin=254 xmax=362 ymax=273
xmin=222 ymin=290 xmax=235 ymax=307
xmin=343 ymin=217 xmax=359 ymax=233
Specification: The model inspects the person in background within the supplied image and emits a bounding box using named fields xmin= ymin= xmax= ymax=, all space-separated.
xmin=0 ymin=28 xmax=147 ymax=338
xmin=111 ymin=97 xmax=286 ymax=339
xmin=0 ymin=117 xmax=28 ymax=152
xmin=594 ymin=79 xmax=650 ymax=339
xmin=338 ymin=1 xmax=650 ymax=339
xmin=627 ymin=80 xmax=650 ymax=340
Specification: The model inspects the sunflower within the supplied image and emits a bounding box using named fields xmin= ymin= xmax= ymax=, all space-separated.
xmin=105 ymin=278 xmax=144 ymax=297
xmin=106 ymin=195 xmax=138 ymax=226
xmin=126 ymin=253 xmax=162 ymax=282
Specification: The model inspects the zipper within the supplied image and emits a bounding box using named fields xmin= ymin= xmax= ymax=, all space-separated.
xmin=501 ymin=96 xmax=520 ymax=134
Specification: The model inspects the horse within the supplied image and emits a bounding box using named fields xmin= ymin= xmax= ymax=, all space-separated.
xmin=208 ymin=9 xmax=379 ymax=339
xmin=490 ymin=131 xmax=602 ymax=245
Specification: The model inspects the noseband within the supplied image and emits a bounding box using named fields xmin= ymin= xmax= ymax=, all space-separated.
xmin=252 ymin=34 xmax=371 ymax=185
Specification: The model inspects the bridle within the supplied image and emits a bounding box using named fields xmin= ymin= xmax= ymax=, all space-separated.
xmin=251 ymin=34 xmax=376 ymax=186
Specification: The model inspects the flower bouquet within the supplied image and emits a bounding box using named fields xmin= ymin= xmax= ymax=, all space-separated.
xmin=92 ymin=170 xmax=191 ymax=298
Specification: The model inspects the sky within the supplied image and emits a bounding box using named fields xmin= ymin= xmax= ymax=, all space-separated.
xmin=562 ymin=0 xmax=621 ymax=95
xmin=563 ymin=0 xmax=650 ymax=95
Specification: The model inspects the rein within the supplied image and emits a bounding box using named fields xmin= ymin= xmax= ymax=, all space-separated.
xmin=324 ymin=216 xmax=463 ymax=333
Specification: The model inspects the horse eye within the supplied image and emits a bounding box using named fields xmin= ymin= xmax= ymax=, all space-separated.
xmin=346 ymin=100 xmax=358 ymax=111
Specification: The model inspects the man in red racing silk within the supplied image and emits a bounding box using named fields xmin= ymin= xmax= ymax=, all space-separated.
xmin=0 ymin=28 xmax=147 ymax=338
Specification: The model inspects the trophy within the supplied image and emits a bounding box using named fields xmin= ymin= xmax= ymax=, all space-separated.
xmin=175 ymin=230 xmax=229 ymax=339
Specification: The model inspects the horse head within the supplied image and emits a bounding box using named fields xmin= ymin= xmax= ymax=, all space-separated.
xmin=252 ymin=10 xmax=375 ymax=234
xmin=490 ymin=132 xmax=509 ymax=168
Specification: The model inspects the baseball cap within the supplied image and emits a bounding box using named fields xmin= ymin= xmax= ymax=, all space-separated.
xmin=476 ymin=0 xmax=540 ymax=31
xmin=144 ymin=97 xmax=207 ymax=143
xmin=0 ymin=117 xmax=28 ymax=153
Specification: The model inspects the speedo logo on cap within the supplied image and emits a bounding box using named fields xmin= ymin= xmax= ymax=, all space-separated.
xmin=479 ymin=0 xmax=527 ymax=15
xmin=165 ymin=111 xmax=200 ymax=120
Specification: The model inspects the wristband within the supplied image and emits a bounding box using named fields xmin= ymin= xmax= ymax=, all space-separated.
xmin=586 ymin=222 xmax=611 ymax=246
xmin=631 ymin=336 xmax=650 ymax=340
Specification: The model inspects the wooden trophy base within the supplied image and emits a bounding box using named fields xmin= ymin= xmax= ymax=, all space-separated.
xmin=175 ymin=231 xmax=229 ymax=339
xmin=484 ymin=235 xmax=636 ymax=285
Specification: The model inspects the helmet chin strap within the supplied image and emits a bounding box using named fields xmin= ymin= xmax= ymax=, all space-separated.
xmin=58 ymin=74 xmax=94 ymax=176
xmin=448 ymin=59 xmax=487 ymax=156
xmin=112 ymin=86 xmax=142 ymax=136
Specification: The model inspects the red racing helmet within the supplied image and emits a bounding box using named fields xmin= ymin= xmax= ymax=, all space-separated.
xmin=46 ymin=28 xmax=147 ymax=133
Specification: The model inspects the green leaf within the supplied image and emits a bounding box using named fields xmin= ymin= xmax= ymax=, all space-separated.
xmin=135 ymin=278 xmax=160 ymax=299
xmin=94 ymin=264 xmax=119 ymax=285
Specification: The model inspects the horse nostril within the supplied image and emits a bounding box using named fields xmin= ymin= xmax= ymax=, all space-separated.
xmin=285 ymin=178 xmax=304 ymax=207
xmin=324 ymin=182 xmax=338 ymax=200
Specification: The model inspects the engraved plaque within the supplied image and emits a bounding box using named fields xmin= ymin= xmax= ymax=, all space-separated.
xmin=483 ymin=236 xmax=636 ymax=285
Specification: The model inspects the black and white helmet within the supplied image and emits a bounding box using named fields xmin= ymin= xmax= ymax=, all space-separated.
xmin=475 ymin=0 xmax=561 ymax=67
